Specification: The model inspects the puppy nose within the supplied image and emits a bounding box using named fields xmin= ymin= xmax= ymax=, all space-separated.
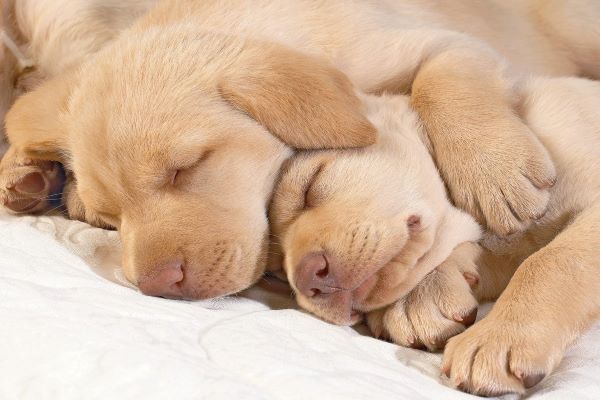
xmin=138 ymin=261 xmax=185 ymax=299
xmin=295 ymin=253 xmax=340 ymax=297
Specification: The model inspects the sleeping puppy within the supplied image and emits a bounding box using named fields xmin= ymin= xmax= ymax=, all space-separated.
xmin=269 ymin=94 xmax=488 ymax=328
xmin=269 ymin=77 xmax=600 ymax=395
xmin=269 ymin=94 xmax=482 ymax=326
xmin=3 ymin=33 xmax=376 ymax=299
xmin=3 ymin=0 xmax=600 ymax=299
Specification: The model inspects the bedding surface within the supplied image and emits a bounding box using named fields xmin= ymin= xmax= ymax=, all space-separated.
xmin=0 ymin=213 xmax=599 ymax=400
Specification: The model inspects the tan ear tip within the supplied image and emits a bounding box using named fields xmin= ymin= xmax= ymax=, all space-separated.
xmin=348 ymin=120 xmax=378 ymax=148
xmin=326 ymin=120 xmax=377 ymax=149
xmin=363 ymin=121 xmax=378 ymax=145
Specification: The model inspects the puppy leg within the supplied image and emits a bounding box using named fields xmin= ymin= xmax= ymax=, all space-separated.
xmin=357 ymin=30 xmax=556 ymax=236
xmin=443 ymin=204 xmax=600 ymax=396
xmin=409 ymin=43 xmax=556 ymax=236
xmin=0 ymin=146 xmax=66 ymax=214
xmin=367 ymin=243 xmax=517 ymax=351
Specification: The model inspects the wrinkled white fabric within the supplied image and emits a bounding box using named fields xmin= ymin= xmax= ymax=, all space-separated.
xmin=0 ymin=213 xmax=598 ymax=400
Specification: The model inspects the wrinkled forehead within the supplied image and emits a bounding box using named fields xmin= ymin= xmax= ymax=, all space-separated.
xmin=67 ymin=87 xmax=208 ymax=172
xmin=69 ymin=91 xmax=220 ymax=164
xmin=274 ymin=143 xmax=423 ymax=227
xmin=281 ymin=146 xmax=391 ymax=188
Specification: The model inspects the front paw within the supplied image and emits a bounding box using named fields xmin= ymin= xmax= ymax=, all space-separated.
xmin=0 ymin=159 xmax=66 ymax=214
xmin=367 ymin=253 xmax=479 ymax=351
xmin=444 ymin=122 xmax=556 ymax=236
xmin=442 ymin=315 xmax=562 ymax=396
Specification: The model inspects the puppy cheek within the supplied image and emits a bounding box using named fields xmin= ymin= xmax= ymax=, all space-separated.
xmin=120 ymin=255 xmax=139 ymax=286
xmin=266 ymin=244 xmax=284 ymax=273
xmin=296 ymin=293 xmax=319 ymax=315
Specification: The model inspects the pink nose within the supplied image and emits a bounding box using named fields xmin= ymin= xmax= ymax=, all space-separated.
xmin=295 ymin=253 xmax=340 ymax=297
xmin=138 ymin=261 xmax=185 ymax=299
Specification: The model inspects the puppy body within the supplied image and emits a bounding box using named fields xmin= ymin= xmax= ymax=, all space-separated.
xmin=273 ymin=77 xmax=600 ymax=395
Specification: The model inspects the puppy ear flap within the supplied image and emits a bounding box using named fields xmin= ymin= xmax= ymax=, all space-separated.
xmin=5 ymin=75 xmax=73 ymax=161
xmin=219 ymin=44 xmax=377 ymax=149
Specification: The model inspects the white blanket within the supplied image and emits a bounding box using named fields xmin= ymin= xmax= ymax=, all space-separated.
xmin=1 ymin=213 xmax=599 ymax=400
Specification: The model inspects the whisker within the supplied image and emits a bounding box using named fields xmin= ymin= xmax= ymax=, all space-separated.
xmin=40 ymin=203 xmax=65 ymax=216
xmin=38 ymin=194 xmax=64 ymax=201
xmin=7 ymin=192 xmax=65 ymax=202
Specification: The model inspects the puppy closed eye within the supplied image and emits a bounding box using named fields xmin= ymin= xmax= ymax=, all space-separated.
xmin=96 ymin=212 xmax=119 ymax=230
xmin=169 ymin=150 xmax=213 ymax=186
xmin=303 ymin=164 xmax=325 ymax=209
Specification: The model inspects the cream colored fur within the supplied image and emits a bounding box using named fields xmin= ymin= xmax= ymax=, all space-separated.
xmin=0 ymin=0 xmax=156 ymax=216
xmin=272 ymin=77 xmax=600 ymax=395
xmin=1 ymin=0 xmax=599 ymax=333
xmin=0 ymin=0 xmax=156 ymax=151
xmin=440 ymin=77 xmax=600 ymax=396
xmin=270 ymin=93 xmax=481 ymax=325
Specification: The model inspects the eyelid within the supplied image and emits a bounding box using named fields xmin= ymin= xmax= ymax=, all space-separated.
xmin=174 ymin=150 xmax=212 ymax=171
xmin=97 ymin=212 xmax=119 ymax=228
xmin=303 ymin=163 xmax=325 ymax=209
xmin=169 ymin=150 xmax=214 ymax=185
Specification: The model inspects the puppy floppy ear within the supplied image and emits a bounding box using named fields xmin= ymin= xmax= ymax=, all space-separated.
xmin=219 ymin=44 xmax=376 ymax=149
xmin=5 ymin=75 xmax=73 ymax=161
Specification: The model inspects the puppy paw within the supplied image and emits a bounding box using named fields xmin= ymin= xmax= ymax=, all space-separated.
xmin=367 ymin=252 xmax=479 ymax=351
xmin=0 ymin=159 xmax=66 ymax=214
xmin=444 ymin=122 xmax=556 ymax=236
xmin=442 ymin=315 xmax=562 ymax=396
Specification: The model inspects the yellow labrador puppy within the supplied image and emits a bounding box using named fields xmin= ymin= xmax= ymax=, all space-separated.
xmin=270 ymin=76 xmax=600 ymax=395
xmin=269 ymin=94 xmax=482 ymax=325
xmin=3 ymin=0 xmax=600 ymax=298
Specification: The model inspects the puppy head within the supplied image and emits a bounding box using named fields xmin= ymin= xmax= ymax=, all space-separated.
xmin=269 ymin=95 xmax=452 ymax=325
xmin=6 ymin=26 xmax=375 ymax=299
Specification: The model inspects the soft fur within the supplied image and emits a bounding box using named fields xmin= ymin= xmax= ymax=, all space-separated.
xmin=1 ymin=1 xmax=599 ymax=306
xmin=0 ymin=0 xmax=155 ymax=149
xmin=271 ymin=77 xmax=600 ymax=395
xmin=0 ymin=0 xmax=156 ymax=214
xmin=269 ymin=93 xmax=482 ymax=325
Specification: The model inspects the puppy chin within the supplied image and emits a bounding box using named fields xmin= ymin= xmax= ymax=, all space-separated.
xmin=357 ymin=231 xmax=438 ymax=311
xmin=294 ymin=271 xmax=380 ymax=326
xmin=297 ymin=291 xmax=364 ymax=326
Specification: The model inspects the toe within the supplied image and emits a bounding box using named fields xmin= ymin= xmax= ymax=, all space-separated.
xmin=469 ymin=345 xmax=524 ymax=396
xmin=521 ymin=372 xmax=545 ymax=389
xmin=382 ymin=300 xmax=419 ymax=348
